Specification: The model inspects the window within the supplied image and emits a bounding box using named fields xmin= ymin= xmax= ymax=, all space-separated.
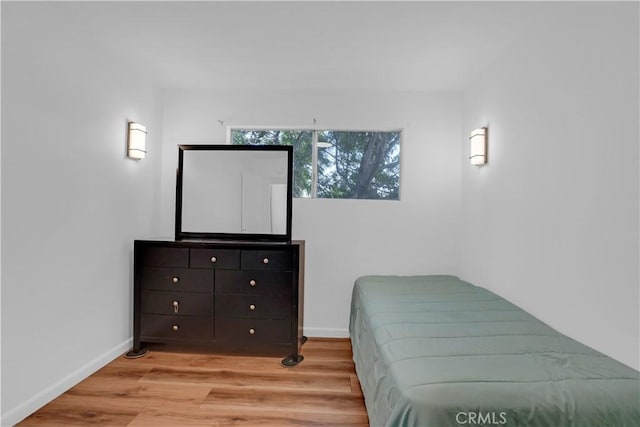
xmin=231 ymin=129 xmax=401 ymax=200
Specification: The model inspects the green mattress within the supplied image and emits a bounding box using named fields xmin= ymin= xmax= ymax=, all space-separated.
xmin=349 ymin=275 xmax=639 ymax=427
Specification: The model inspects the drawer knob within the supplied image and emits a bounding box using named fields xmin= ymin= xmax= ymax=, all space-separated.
xmin=173 ymin=300 xmax=179 ymax=314
xmin=210 ymin=256 xmax=217 ymax=263
xmin=249 ymin=280 xmax=256 ymax=287
xmin=172 ymin=277 xmax=179 ymax=283
xmin=172 ymin=325 xmax=179 ymax=331
xmin=262 ymin=257 xmax=269 ymax=264
xmin=249 ymin=328 xmax=255 ymax=335
xmin=249 ymin=304 xmax=256 ymax=311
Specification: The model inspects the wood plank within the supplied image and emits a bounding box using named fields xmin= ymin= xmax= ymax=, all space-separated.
xmin=350 ymin=374 xmax=364 ymax=396
xmin=301 ymin=340 xmax=354 ymax=360
xmin=140 ymin=366 xmax=352 ymax=393
xmin=90 ymin=361 xmax=152 ymax=380
xmin=18 ymin=396 xmax=138 ymax=426
xmin=129 ymin=408 xmax=369 ymax=427
xmin=110 ymin=342 xmax=355 ymax=375
xmin=202 ymin=386 xmax=366 ymax=414
xmin=67 ymin=381 xmax=212 ymax=411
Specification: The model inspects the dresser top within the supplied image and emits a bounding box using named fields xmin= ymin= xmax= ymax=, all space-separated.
xmin=135 ymin=238 xmax=304 ymax=249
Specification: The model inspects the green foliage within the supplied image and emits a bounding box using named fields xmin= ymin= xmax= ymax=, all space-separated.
xmin=232 ymin=130 xmax=312 ymax=197
xmin=317 ymin=131 xmax=399 ymax=200
xmin=231 ymin=129 xmax=400 ymax=200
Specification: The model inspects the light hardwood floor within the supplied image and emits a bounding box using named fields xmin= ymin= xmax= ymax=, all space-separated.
xmin=18 ymin=338 xmax=369 ymax=427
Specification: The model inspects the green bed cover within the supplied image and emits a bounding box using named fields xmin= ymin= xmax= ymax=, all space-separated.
xmin=349 ymin=275 xmax=639 ymax=427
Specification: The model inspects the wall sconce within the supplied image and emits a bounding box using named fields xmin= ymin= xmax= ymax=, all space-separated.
xmin=469 ymin=127 xmax=487 ymax=166
xmin=127 ymin=122 xmax=147 ymax=159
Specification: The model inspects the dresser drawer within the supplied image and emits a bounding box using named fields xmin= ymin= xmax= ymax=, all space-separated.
xmin=140 ymin=247 xmax=189 ymax=267
xmin=141 ymin=314 xmax=213 ymax=340
xmin=216 ymin=319 xmax=291 ymax=344
xmin=141 ymin=268 xmax=213 ymax=292
xmin=215 ymin=270 xmax=292 ymax=295
xmin=216 ymin=294 xmax=291 ymax=319
xmin=241 ymin=249 xmax=293 ymax=271
xmin=190 ymin=249 xmax=240 ymax=269
xmin=141 ymin=291 xmax=212 ymax=316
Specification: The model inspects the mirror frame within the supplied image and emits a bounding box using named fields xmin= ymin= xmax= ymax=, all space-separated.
xmin=175 ymin=144 xmax=293 ymax=242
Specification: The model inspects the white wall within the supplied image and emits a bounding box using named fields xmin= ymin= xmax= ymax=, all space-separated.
xmin=0 ymin=3 xmax=3 ymax=418
xmin=161 ymin=89 xmax=462 ymax=336
xmin=1 ymin=3 xmax=163 ymax=425
xmin=460 ymin=3 xmax=639 ymax=370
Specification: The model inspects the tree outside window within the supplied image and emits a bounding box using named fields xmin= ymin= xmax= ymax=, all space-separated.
xmin=231 ymin=128 xmax=400 ymax=200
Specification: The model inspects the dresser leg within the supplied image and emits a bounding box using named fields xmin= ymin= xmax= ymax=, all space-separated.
xmin=301 ymin=335 xmax=308 ymax=345
xmin=124 ymin=348 xmax=149 ymax=359
xmin=281 ymin=354 xmax=304 ymax=367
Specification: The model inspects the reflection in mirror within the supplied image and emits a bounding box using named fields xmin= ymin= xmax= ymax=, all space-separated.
xmin=179 ymin=146 xmax=291 ymax=239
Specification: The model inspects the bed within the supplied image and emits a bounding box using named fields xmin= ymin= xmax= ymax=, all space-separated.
xmin=349 ymin=275 xmax=639 ymax=427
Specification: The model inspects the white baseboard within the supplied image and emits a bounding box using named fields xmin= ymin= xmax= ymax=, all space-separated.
xmin=2 ymin=338 xmax=132 ymax=427
xmin=304 ymin=327 xmax=349 ymax=338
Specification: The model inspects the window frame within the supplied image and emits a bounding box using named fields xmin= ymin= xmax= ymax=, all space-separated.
xmin=227 ymin=126 xmax=403 ymax=200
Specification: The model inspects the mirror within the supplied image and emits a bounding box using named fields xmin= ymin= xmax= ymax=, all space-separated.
xmin=175 ymin=145 xmax=293 ymax=242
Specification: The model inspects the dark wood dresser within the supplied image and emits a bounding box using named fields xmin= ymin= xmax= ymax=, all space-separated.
xmin=128 ymin=239 xmax=305 ymax=366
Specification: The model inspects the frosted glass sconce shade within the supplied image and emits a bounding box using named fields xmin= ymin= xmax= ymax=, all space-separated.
xmin=469 ymin=127 xmax=487 ymax=166
xmin=128 ymin=122 xmax=147 ymax=159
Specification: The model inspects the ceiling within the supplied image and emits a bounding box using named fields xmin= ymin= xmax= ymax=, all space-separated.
xmin=17 ymin=1 xmax=556 ymax=92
